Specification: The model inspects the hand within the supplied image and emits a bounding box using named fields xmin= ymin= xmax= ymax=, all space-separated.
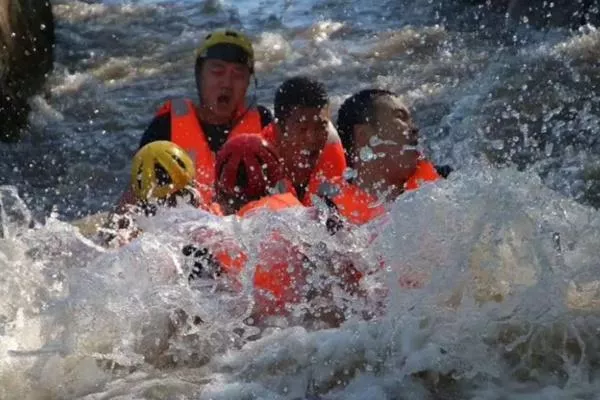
xmin=435 ymin=164 xmax=453 ymax=179
xmin=182 ymin=244 xmax=222 ymax=281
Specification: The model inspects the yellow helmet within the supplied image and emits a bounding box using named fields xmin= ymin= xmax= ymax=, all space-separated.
xmin=196 ymin=30 xmax=254 ymax=73
xmin=130 ymin=141 xmax=196 ymax=201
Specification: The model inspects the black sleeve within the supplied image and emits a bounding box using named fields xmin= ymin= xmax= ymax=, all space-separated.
xmin=138 ymin=114 xmax=171 ymax=149
xmin=256 ymin=105 xmax=274 ymax=128
xmin=435 ymin=164 xmax=453 ymax=179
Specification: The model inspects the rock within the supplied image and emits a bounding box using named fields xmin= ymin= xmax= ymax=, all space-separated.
xmin=0 ymin=0 xmax=55 ymax=142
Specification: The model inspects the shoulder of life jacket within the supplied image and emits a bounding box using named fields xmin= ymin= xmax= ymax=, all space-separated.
xmin=299 ymin=121 xmax=347 ymax=204
xmin=316 ymin=158 xmax=444 ymax=226
xmin=237 ymin=186 xmax=302 ymax=218
xmin=155 ymin=98 xmax=263 ymax=214
xmin=304 ymin=141 xmax=347 ymax=205
xmin=403 ymin=158 xmax=442 ymax=191
xmin=259 ymin=121 xmax=278 ymax=145
xmin=316 ymin=177 xmax=386 ymax=225
xmin=155 ymin=98 xmax=262 ymax=126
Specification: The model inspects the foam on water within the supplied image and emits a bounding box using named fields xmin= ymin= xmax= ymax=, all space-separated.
xmin=195 ymin=167 xmax=600 ymax=399
xmin=2 ymin=0 xmax=600 ymax=398
xmin=1 ymin=165 xmax=600 ymax=398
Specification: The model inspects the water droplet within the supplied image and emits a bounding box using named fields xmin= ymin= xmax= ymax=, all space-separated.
xmin=359 ymin=146 xmax=375 ymax=162
xmin=369 ymin=135 xmax=396 ymax=147
xmin=342 ymin=168 xmax=358 ymax=180
xmin=491 ymin=140 xmax=504 ymax=150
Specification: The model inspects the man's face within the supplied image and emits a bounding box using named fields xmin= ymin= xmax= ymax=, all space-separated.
xmin=354 ymin=95 xmax=419 ymax=183
xmin=198 ymin=59 xmax=251 ymax=121
xmin=278 ymin=106 xmax=330 ymax=184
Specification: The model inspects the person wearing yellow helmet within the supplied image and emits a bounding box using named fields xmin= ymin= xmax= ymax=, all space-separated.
xmin=101 ymin=141 xmax=202 ymax=247
xmin=193 ymin=30 xmax=257 ymax=123
xmin=118 ymin=29 xmax=272 ymax=210
xmin=130 ymin=140 xmax=199 ymax=208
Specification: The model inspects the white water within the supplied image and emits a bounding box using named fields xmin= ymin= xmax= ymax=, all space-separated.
xmin=1 ymin=0 xmax=600 ymax=398
xmin=2 ymin=165 xmax=600 ymax=399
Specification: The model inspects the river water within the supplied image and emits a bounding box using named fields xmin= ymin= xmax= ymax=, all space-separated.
xmin=1 ymin=0 xmax=600 ymax=399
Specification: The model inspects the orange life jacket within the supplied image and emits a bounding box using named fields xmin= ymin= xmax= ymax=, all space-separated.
xmin=260 ymin=122 xmax=347 ymax=205
xmin=316 ymin=158 xmax=443 ymax=288
xmin=191 ymin=191 xmax=306 ymax=315
xmin=403 ymin=158 xmax=442 ymax=191
xmin=156 ymin=98 xmax=263 ymax=213
xmin=237 ymin=191 xmax=303 ymax=217
xmin=317 ymin=158 xmax=442 ymax=225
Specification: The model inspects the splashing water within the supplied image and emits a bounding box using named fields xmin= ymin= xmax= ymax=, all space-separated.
xmin=1 ymin=163 xmax=600 ymax=398
xmin=1 ymin=0 xmax=600 ymax=398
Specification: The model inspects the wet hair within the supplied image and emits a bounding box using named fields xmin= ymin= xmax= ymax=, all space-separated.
xmin=336 ymin=89 xmax=395 ymax=166
xmin=274 ymin=76 xmax=328 ymax=122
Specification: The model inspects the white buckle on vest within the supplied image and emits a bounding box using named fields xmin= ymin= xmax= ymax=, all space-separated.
xmin=172 ymin=98 xmax=191 ymax=117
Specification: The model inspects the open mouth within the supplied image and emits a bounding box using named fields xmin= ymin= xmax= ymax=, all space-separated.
xmin=217 ymin=94 xmax=231 ymax=106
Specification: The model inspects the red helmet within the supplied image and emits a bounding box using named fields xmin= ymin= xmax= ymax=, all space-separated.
xmin=216 ymin=134 xmax=285 ymax=201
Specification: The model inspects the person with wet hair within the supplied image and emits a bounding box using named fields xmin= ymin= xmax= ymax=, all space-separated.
xmin=258 ymin=76 xmax=347 ymax=203
xmin=309 ymin=89 xmax=453 ymax=293
xmin=316 ymin=88 xmax=453 ymax=225
xmin=337 ymin=89 xmax=452 ymax=201
xmin=117 ymin=29 xmax=273 ymax=210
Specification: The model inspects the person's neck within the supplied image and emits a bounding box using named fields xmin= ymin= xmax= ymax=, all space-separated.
xmin=196 ymin=104 xmax=235 ymax=126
